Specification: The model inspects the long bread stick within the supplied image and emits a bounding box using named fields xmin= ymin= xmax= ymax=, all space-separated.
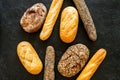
xmin=76 ymin=48 xmax=107 ymax=80
xmin=73 ymin=0 xmax=97 ymax=41
xmin=40 ymin=0 xmax=64 ymax=40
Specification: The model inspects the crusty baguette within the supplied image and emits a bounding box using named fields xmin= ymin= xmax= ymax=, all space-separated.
xmin=76 ymin=48 xmax=107 ymax=80
xmin=40 ymin=0 xmax=64 ymax=40
xmin=73 ymin=0 xmax=97 ymax=41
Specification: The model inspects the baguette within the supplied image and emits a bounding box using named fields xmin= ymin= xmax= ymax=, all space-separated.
xmin=40 ymin=0 xmax=64 ymax=40
xmin=76 ymin=48 xmax=107 ymax=80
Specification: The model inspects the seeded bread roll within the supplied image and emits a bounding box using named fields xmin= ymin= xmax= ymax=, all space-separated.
xmin=58 ymin=44 xmax=89 ymax=77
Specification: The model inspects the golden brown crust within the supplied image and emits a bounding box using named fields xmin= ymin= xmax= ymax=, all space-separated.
xmin=76 ymin=48 xmax=107 ymax=80
xmin=17 ymin=41 xmax=43 ymax=74
xmin=20 ymin=3 xmax=47 ymax=33
xmin=39 ymin=0 xmax=64 ymax=40
xmin=60 ymin=6 xmax=79 ymax=43
xmin=58 ymin=44 xmax=89 ymax=77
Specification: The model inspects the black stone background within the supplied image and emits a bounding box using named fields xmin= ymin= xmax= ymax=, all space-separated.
xmin=0 ymin=0 xmax=120 ymax=80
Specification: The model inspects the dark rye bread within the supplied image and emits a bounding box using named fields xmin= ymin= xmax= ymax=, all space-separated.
xmin=20 ymin=3 xmax=47 ymax=33
xmin=58 ymin=44 xmax=89 ymax=77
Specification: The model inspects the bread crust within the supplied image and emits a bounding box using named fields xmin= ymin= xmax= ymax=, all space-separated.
xmin=60 ymin=6 xmax=79 ymax=43
xmin=20 ymin=3 xmax=47 ymax=33
xmin=40 ymin=0 xmax=64 ymax=40
xmin=58 ymin=44 xmax=89 ymax=77
xmin=44 ymin=46 xmax=55 ymax=80
xmin=17 ymin=41 xmax=43 ymax=74
xmin=76 ymin=48 xmax=107 ymax=80
xmin=73 ymin=0 xmax=97 ymax=41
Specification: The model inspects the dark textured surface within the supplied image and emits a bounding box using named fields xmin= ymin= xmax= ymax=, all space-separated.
xmin=0 ymin=0 xmax=120 ymax=80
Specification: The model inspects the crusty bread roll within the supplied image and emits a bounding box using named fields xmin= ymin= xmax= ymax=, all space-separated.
xmin=60 ymin=6 xmax=78 ymax=43
xmin=58 ymin=44 xmax=89 ymax=77
xmin=17 ymin=41 xmax=43 ymax=74
xmin=20 ymin=3 xmax=47 ymax=33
